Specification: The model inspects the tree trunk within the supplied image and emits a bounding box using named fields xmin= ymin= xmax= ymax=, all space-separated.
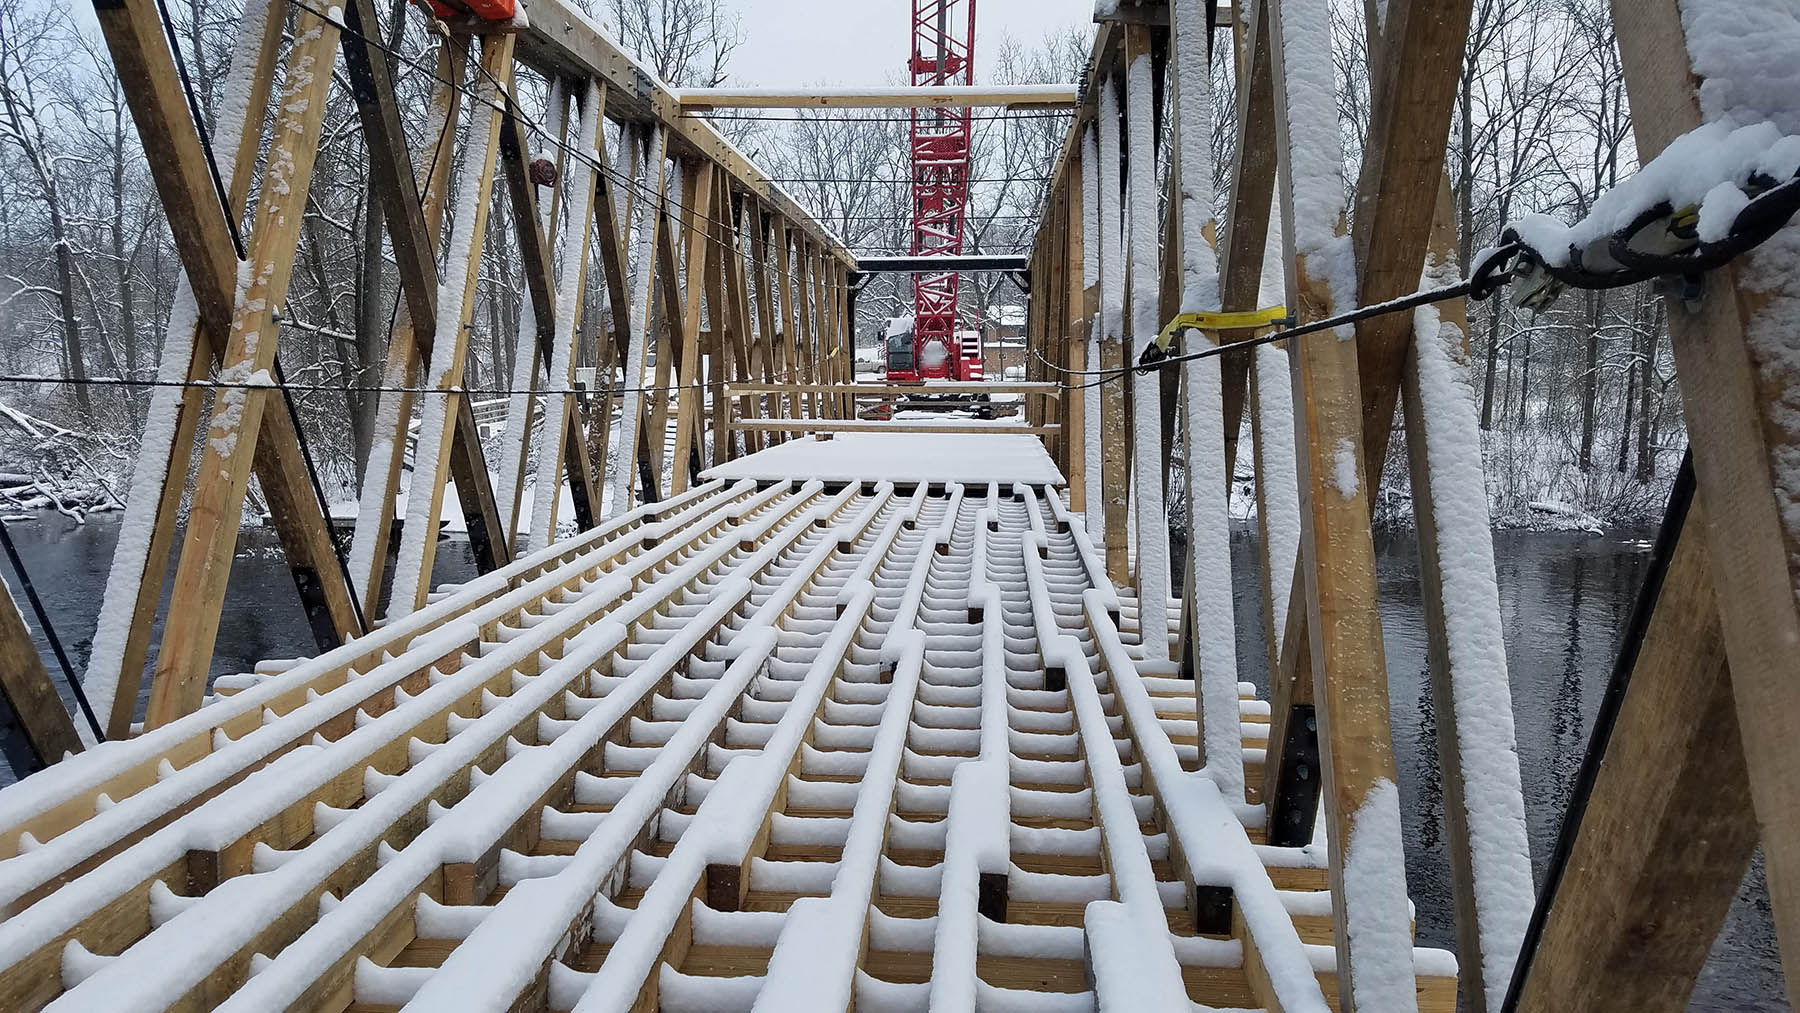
xmin=49 ymin=210 xmax=91 ymax=415
xmin=354 ymin=182 xmax=383 ymax=483
xmin=1635 ymin=299 xmax=1662 ymax=482
xmin=1577 ymin=288 xmax=1604 ymax=472
xmin=1480 ymin=303 xmax=1501 ymax=429
xmin=111 ymin=100 xmax=140 ymax=385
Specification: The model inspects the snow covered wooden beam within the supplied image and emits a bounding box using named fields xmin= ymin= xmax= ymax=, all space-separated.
xmin=1609 ymin=0 xmax=1800 ymax=1002
xmin=1095 ymin=70 xmax=1132 ymax=586
xmin=1265 ymin=0 xmax=1417 ymax=1006
xmin=142 ymin=8 xmax=348 ymax=729
xmin=387 ymin=35 xmax=517 ymax=619
xmin=675 ymin=84 xmax=1079 ymax=110
xmin=1347 ymin=0 xmax=1476 ymax=487
xmin=0 ymin=582 xmax=83 ymax=767
xmin=1217 ymin=0 xmax=1279 ymax=483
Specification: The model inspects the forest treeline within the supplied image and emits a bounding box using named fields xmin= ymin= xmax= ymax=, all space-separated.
xmin=0 ymin=0 xmax=1676 ymax=528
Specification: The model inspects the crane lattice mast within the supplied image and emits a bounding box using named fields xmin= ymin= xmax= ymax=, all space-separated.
xmin=908 ymin=0 xmax=976 ymax=379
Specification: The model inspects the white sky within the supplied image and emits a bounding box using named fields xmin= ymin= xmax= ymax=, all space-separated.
xmin=720 ymin=0 xmax=1095 ymax=88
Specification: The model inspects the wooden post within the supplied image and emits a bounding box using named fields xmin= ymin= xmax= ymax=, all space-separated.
xmin=143 ymin=9 xmax=344 ymax=728
xmin=1612 ymin=2 xmax=1800 ymax=997
xmin=749 ymin=205 xmax=782 ymax=446
xmin=387 ymin=35 xmax=516 ymax=615
xmin=1267 ymin=0 xmax=1415 ymax=1004
xmin=774 ymin=223 xmax=802 ymax=424
xmin=669 ymin=160 xmax=714 ymax=495
xmin=1063 ymin=154 xmax=1087 ymax=513
xmin=1122 ymin=23 xmax=1170 ymax=663
xmin=1095 ymin=73 xmax=1131 ymax=586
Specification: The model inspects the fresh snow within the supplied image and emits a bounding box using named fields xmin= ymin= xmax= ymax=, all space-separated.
xmin=1341 ymin=779 xmax=1418 ymax=1013
xmin=1125 ymin=51 xmax=1170 ymax=661
xmin=1409 ymin=270 xmax=1534 ymax=1009
xmin=1510 ymin=119 xmax=1800 ymax=267
xmin=1269 ymin=0 xmax=1359 ymax=332
xmin=1331 ymin=437 xmax=1359 ymax=498
xmin=702 ymin=432 xmax=1063 ymax=487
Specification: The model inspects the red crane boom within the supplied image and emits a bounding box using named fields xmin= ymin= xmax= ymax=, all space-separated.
xmin=907 ymin=0 xmax=978 ymax=381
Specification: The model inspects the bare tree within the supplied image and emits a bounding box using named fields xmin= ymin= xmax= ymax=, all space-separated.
xmin=602 ymin=0 xmax=742 ymax=87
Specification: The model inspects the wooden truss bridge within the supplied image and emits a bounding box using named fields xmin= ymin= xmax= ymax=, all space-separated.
xmin=0 ymin=0 xmax=1795 ymax=1010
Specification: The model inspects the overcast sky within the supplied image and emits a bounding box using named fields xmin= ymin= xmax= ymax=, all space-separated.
xmin=721 ymin=0 xmax=1095 ymax=88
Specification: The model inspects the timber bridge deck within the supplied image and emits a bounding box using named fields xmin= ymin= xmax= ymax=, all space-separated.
xmin=0 ymin=0 xmax=1796 ymax=1010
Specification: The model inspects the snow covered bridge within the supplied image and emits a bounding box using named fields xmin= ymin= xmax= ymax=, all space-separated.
xmin=0 ymin=0 xmax=1798 ymax=1010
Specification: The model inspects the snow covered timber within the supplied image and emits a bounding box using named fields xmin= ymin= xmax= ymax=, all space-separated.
xmin=0 ymin=434 xmax=1456 ymax=1011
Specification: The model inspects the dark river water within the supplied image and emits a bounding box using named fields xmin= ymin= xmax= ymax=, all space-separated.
xmin=0 ymin=515 xmax=1782 ymax=1007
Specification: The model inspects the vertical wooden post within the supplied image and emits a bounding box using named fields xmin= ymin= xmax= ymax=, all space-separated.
xmin=1095 ymin=73 xmax=1131 ymax=586
xmin=749 ymin=206 xmax=782 ymax=446
xmin=606 ymin=125 xmax=670 ymax=516
xmin=670 ymin=160 xmax=714 ymax=495
xmin=386 ymin=35 xmax=516 ymax=614
xmin=1267 ymin=0 xmax=1416 ymax=1005
xmin=774 ymin=224 xmax=802 ymax=424
xmin=1122 ymin=23 xmax=1170 ymax=662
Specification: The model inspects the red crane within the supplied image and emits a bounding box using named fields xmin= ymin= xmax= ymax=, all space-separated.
xmin=904 ymin=0 xmax=981 ymax=382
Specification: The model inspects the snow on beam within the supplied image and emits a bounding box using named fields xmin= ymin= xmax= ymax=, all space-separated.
xmin=1603 ymin=0 xmax=1800 ymax=1003
xmin=1265 ymin=0 xmax=1417 ymax=1005
xmin=675 ymin=84 xmax=1079 ymax=109
xmin=387 ymin=35 xmax=517 ymax=620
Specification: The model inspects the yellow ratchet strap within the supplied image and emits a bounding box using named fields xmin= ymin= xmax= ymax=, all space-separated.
xmin=1153 ymin=305 xmax=1291 ymax=353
